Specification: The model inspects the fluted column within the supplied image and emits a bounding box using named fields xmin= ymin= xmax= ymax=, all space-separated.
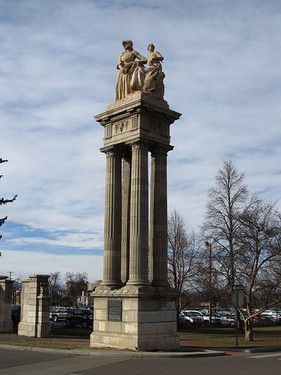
xmin=101 ymin=146 xmax=122 ymax=287
xmin=150 ymin=146 xmax=169 ymax=286
xmin=127 ymin=142 xmax=149 ymax=286
xmin=121 ymin=151 xmax=131 ymax=284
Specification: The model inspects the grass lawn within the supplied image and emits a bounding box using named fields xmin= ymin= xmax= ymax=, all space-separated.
xmin=179 ymin=326 xmax=281 ymax=349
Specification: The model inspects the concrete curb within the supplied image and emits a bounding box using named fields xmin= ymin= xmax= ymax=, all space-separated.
xmin=244 ymin=346 xmax=281 ymax=354
xmin=0 ymin=344 xmax=226 ymax=358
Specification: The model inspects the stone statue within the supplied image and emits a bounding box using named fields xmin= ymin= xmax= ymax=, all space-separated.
xmin=143 ymin=44 xmax=165 ymax=99
xmin=115 ymin=40 xmax=147 ymax=101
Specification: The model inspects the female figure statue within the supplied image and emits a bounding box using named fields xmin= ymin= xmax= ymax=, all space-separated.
xmin=143 ymin=44 xmax=165 ymax=99
xmin=115 ymin=40 xmax=147 ymax=101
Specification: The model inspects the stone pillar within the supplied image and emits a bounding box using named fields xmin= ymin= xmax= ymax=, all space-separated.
xmin=91 ymin=92 xmax=181 ymax=351
xmin=127 ymin=142 xmax=149 ymax=286
xmin=36 ymin=280 xmax=52 ymax=338
xmin=121 ymin=151 xmax=131 ymax=284
xmin=0 ymin=276 xmax=14 ymax=332
xmin=101 ymin=146 xmax=122 ymax=287
xmin=150 ymin=146 xmax=170 ymax=286
xmin=18 ymin=274 xmax=50 ymax=338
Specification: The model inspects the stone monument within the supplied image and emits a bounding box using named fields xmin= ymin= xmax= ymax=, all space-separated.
xmin=90 ymin=41 xmax=181 ymax=351
xmin=18 ymin=274 xmax=51 ymax=337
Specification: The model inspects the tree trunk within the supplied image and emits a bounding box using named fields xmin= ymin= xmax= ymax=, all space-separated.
xmin=244 ymin=318 xmax=254 ymax=341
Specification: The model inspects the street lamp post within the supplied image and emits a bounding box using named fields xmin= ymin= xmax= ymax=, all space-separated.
xmin=205 ymin=241 xmax=212 ymax=326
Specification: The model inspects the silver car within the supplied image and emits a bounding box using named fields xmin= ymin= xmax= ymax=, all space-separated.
xmin=50 ymin=306 xmax=69 ymax=322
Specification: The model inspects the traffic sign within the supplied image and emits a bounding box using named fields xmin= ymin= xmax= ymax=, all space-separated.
xmin=231 ymin=290 xmax=244 ymax=307
xmin=233 ymin=284 xmax=243 ymax=291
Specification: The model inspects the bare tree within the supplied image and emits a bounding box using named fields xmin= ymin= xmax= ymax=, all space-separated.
xmin=202 ymin=161 xmax=249 ymax=294
xmin=195 ymin=241 xmax=229 ymax=320
xmin=12 ymin=278 xmax=22 ymax=304
xmin=168 ymin=209 xmax=200 ymax=309
xmin=236 ymin=198 xmax=281 ymax=341
xmin=48 ymin=271 xmax=63 ymax=305
xmin=203 ymin=161 xmax=281 ymax=341
xmin=64 ymin=272 xmax=88 ymax=307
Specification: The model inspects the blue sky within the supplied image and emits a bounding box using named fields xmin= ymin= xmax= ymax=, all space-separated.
xmin=1 ymin=0 xmax=281 ymax=281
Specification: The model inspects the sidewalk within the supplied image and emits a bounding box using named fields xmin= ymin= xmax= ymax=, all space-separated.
xmin=1 ymin=331 xmax=281 ymax=358
xmin=0 ymin=332 xmax=226 ymax=358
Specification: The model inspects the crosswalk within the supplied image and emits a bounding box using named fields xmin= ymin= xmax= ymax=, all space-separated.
xmin=248 ymin=352 xmax=281 ymax=360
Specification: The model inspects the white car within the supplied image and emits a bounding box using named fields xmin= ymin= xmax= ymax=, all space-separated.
xmin=179 ymin=310 xmax=204 ymax=327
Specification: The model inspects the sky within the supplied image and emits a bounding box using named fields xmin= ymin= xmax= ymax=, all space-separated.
xmin=1 ymin=0 xmax=281 ymax=282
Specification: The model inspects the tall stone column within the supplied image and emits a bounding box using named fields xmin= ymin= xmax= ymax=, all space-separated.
xmin=101 ymin=146 xmax=122 ymax=287
xmin=121 ymin=151 xmax=131 ymax=283
xmin=92 ymin=92 xmax=181 ymax=351
xmin=127 ymin=142 xmax=149 ymax=286
xmin=150 ymin=146 xmax=170 ymax=286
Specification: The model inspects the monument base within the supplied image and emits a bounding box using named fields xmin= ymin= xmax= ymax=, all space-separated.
xmin=18 ymin=322 xmax=37 ymax=337
xmin=18 ymin=322 xmax=51 ymax=338
xmin=90 ymin=285 xmax=179 ymax=351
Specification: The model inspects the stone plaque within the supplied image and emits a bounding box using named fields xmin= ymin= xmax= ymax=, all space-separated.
xmin=108 ymin=300 xmax=122 ymax=321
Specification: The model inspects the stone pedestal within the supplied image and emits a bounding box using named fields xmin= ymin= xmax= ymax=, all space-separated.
xmin=0 ymin=276 xmax=14 ymax=332
xmin=18 ymin=274 xmax=51 ymax=338
xmin=91 ymin=285 xmax=179 ymax=351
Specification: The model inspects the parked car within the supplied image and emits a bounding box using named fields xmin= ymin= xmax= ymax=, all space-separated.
xmin=218 ymin=312 xmax=236 ymax=327
xmin=11 ymin=304 xmax=21 ymax=325
xmin=262 ymin=310 xmax=281 ymax=325
xmin=178 ymin=310 xmax=204 ymax=327
xmin=200 ymin=310 xmax=221 ymax=326
xmin=65 ymin=308 xmax=90 ymax=328
xmin=252 ymin=314 xmax=275 ymax=326
xmin=50 ymin=306 xmax=69 ymax=322
xmin=80 ymin=308 xmax=93 ymax=327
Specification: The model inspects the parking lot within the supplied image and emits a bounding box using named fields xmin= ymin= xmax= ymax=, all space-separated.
xmin=178 ymin=308 xmax=281 ymax=329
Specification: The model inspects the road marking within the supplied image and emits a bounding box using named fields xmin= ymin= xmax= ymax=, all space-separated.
xmin=249 ymin=352 xmax=281 ymax=359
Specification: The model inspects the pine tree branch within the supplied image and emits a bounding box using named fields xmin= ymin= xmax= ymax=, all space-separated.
xmin=0 ymin=216 xmax=7 ymax=227
xmin=0 ymin=195 xmax=17 ymax=205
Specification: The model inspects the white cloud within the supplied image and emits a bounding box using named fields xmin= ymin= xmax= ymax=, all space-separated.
xmin=0 ymin=250 xmax=103 ymax=282
xmin=8 ymin=231 xmax=103 ymax=250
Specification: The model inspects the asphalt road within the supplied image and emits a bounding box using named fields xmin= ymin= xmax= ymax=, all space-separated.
xmin=0 ymin=348 xmax=281 ymax=375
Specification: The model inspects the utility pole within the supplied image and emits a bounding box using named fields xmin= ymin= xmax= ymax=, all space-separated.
xmin=205 ymin=241 xmax=212 ymax=326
